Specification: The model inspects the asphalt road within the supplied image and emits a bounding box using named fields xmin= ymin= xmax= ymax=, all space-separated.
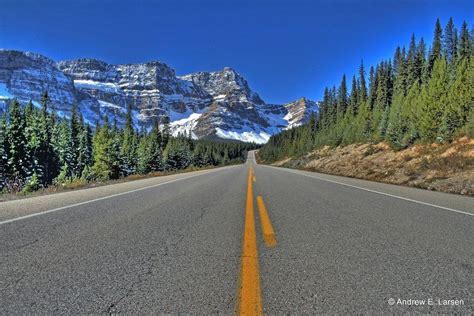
xmin=1 ymin=151 xmax=473 ymax=313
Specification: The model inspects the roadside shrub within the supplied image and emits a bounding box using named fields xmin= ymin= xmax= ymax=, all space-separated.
xmin=22 ymin=172 xmax=41 ymax=193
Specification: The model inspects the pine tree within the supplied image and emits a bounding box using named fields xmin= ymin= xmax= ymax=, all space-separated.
xmin=69 ymin=104 xmax=81 ymax=177
xmin=372 ymin=62 xmax=393 ymax=139
xmin=403 ymin=81 xmax=422 ymax=144
xmin=38 ymin=91 xmax=57 ymax=185
xmin=164 ymin=136 xmax=192 ymax=170
xmin=419 ymin=58 xmax=449 ymax=141
xmin=336 ymin=75 xmax=348 ymax=116
xmin=443 ymin=17 xmax=457 ymax=64
xmin=148 ymin=119 xmax=163 ymax=172
xmin=0 ymin=115 xmax=7 ymax=190
xmin=385 ymin=94 xmax=405 ymax=149
xmin=354 ymin=98 xmax=371 ymax=142
xmin=120 ymin=104 xmax=136 ymax=175
xmin=428 ymin=18 xmax=443 ymax=74
xmin=23 ymin=100 xmax=39 ymax=179
xmin=161 ymin=114 xmax=171 ymax=149
xmin=415 ymin=37 xmax=427 ymax=84
xmin=440 ymin=57 xmax=474 ymax=140
xmin=459 ymin=21 xmax=472 ymax=60
xmin=91 ymin=116 xmax=113 ymax=180
xmin=348 ymin=75 xmax=359 ymax=116
xmin=109 ymin=123 xmax=122 ymax=179
xmin=52 ymin=118 xmax=72 ymax=180
xmin=259 ymin=18 xmax=472 ymax=163
xmin=136 ymin=133 xmax=151 ymax=174
xmin=393 ymin=46 xmax=403 ymax=76
xmin=359 ymin=60 xmax=368 ymax=104
xmin=407 ymin=34 xmax=420 ymax=87
xmin=7 ymin=99 xmax=28 ymax=179
xmin=77 ymin=114 xmax=92 ymax=178
xmin=368 ymin=65 xmax=377 ymax=110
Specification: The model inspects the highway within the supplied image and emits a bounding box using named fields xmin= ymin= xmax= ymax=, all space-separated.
xmin=1 ymin=151 xmax=473 ymax=313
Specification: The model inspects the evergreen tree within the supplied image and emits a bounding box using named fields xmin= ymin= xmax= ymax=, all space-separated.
xmin=372 ymin=62 xmax=393 ymax=139
xmin=7 ymin=99 xmax=28 ymax=179
xmin=165 ymin=137 xmax=192 ymax=170
xmin=109 ymin=123 xmax=122 ymax=179
xmin=258 ymin=18 xmax=472 ymax=163
xmin=120 ymin=104 xmax=136 ymax=175
xmin=77 ymin=114 xmax=93 ymax=178
xmin=23 ymin=100 xmax=39 ymax=179
xmin=443 ymin=17 xmax=457 ymax=63
xmin=161 ymin=114 xmax=171 ymax=149
xmin=407 ymin=34 xmax=421 ymax=87
xmin=404 ymin=81 xmax=423 ymax=144
xmin=52 ymin=118 xmax=72 ymax=178
xmin=38 ymin=91 xmax=57 ymax=185
xmin=359 ymin=60 xmax=368 ymax=103
xmin=428 ymin=18 xmax=443 ymax=74
xmin=69 ymin=104 xmax=81 ymax=177
xmin=368 ymin=65 xmax=377 ymax=110
xmin=419 ymin=59 xmax=449 ymax=141
xmin=148 ymin=119 xmax=163 ymax=172
xmin=459 ymin=21 xmax=472 ymax=60
xmin=348 ymin=75 xmax=359 ymax=116
xmin=0 ymin=115 xmax=7 ymax=190
xmin=336 ymin=75 xmax=348 ymax=116
xmin=440 ymin=57 xmax=474 ymax=140
xmin=91 ymin=116 xmax=113 ymax=180
xmin=416 ymin=37 xmax=427 ymax=84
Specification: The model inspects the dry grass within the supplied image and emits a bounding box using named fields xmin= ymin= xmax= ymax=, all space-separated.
xmin=277 ymin=137 xmax=474 ymax=196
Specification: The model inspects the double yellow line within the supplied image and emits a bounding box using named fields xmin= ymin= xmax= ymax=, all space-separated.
xmin=237 ymin=166 xmax=276 ymax=315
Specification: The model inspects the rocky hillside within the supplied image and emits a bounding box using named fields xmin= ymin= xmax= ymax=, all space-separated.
xmin=0 ymin=49 xmax=318 ymax=143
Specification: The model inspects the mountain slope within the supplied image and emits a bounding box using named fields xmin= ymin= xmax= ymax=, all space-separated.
xmin=0 ymin=49 xmax=318 ymax=143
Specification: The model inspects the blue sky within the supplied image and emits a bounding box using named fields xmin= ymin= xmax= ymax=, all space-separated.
xmin=0 ymin=0 xmax=472 ymax=103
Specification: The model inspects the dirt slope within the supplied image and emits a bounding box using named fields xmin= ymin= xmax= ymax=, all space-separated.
xmin=271 ymin=137 xmax=474 ymax=196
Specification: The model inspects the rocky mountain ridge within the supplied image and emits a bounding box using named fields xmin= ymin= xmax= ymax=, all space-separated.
xmin=0 ymin=49 xmax=318 ymax=143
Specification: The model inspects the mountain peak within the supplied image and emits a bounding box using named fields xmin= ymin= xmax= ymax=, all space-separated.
xmin=0 ymin=49 xmax=57 ymax=67
xmin=0 ymin=50 xmax=318 ymax=144
xmin=222 ymin=66 xmax=235 ymax=72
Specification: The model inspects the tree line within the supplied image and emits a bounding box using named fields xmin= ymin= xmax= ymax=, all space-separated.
xmin=259 ymin=18 xmax=474 ymax=162
xmin=0 ymin=95 xmax=256 ymax=193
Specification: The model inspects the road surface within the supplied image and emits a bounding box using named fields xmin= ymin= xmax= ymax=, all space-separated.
xmin=1 ymin=151 xmax=473 ymax=313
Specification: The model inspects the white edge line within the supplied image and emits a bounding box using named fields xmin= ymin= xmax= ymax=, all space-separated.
xmin=259 ymin=164 xmax=473 ymax=217
xmin=0 ymin=166 xmax=235 ymax=225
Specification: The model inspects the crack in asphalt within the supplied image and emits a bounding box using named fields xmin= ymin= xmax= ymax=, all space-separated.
xmin=103 ymin=214 xmax=199 ymax=314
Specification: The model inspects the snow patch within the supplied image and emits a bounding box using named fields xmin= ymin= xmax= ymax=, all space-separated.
xmin=213 ymin=94 xmax=226 ymax=101
xmin=170 ymin=113 xmax=202 ymax=139
xmin=215 ymin=128 xmax=270 ymax=144
xmin=74 ymin=80 xmax=120 ymax=93
xmin=0 ymin=83 xmax=14 ymax=100
xmin=98 ymin=100 xmax=124 ymax=112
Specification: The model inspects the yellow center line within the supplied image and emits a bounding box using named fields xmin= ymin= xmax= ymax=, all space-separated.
xmin=256 ymin=196 xmax=277 ymax=248
xmin=237 ymin=166 xmax=263 ymax=315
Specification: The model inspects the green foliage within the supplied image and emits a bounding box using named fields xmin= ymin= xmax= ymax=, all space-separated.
xmin=7 ymin=99 xmax=28 ymax=178
xmin=23 ymin=172 xmax=41 ymax=193
xmin=440 ymin=58 xmax=474 ymax=140
xmin=260 ymin=17 xmax=473 ymax=163
xmin=91 ymin=118 xmax=114 ymax=181
xmin=54 ymin=163 xmax=70 ymax=185
xmin=465 ymin=108 xmax=474 ymax=138
xmin=0 ymin=98 xmax=257 ymax=193
xmin=419 ymin=59 xmax=449 ymax=142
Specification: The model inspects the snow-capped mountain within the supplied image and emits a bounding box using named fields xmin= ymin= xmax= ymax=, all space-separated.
xmin=0 ymin=49 xmax=318 ymax=143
